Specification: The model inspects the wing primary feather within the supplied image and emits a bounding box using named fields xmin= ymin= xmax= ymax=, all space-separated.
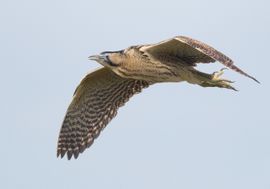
xmin=224 ymin=61 xmax=260 ymax=83
xmin=176 ymin=36 xmax=259 ymax=83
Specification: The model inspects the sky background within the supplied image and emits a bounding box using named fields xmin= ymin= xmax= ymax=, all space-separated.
xmin=1 ymin=0 xmax=270 ymax=188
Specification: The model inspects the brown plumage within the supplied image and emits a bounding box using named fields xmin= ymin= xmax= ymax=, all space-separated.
xmin=57 ymin=36 xmax=258 ymax=159
xmin=57 ymin=68 xmax=148 ymax=159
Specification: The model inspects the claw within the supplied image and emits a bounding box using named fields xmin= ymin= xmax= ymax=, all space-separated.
xmin=220 ymin=68 xmax=228 ymax=71
xmin=226 ymin=85 xmax=238 ymax=91
xmin=210 ymin=68 xmax=237 ymax=91
xmin=222 ymin=79 xmax=235 ymax=83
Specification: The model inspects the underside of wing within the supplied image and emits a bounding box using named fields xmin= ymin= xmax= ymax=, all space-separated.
xmin=57 ymin=67 xmax=149 ymax=159
xmin=141 ymin=36 xmax=259 ymax=83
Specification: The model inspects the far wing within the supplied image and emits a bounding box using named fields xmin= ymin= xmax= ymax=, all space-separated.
xmin=141 ymin=36 xmax=259 ymax=83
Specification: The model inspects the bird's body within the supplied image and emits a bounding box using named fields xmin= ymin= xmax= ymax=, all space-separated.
xmin=57 ymin=36 xmax=258 ymax=159
xmin=112 ymin=49 xmax=206 ymax=84
xmin=108 ymin=47 xmax=184 ymax=82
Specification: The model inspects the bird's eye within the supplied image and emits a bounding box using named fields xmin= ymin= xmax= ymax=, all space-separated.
xmin=106 ymin=55 xmax=119 ymax=67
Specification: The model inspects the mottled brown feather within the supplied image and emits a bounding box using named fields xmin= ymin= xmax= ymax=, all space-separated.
xmin=57 ymin=67 xmax=149 ymax=159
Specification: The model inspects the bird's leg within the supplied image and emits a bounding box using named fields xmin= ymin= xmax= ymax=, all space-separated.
xmin=199 ymin=68 xmax=237 ymax=91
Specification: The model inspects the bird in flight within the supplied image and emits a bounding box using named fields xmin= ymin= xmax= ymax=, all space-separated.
xmin=57 ymin=36 xmax=259 ymax=160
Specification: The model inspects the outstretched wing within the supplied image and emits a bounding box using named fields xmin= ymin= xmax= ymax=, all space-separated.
xmin=141 ymin=36 xmax=259 ymax=83
xmin=57 ymin=67 xmax=149 ymax=159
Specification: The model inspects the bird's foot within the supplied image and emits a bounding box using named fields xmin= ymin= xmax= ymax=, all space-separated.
xmin=199 ymin=68 xmax=237 ymax=91
xmin=210 ymin=68 xmax=237 ymax=91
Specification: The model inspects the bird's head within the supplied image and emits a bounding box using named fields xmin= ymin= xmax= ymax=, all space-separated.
xmin=88 ymin=50 xmax=124 ymax=69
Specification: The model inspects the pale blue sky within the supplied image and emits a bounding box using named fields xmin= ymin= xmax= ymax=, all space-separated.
xmin=1 ymin=0 xmax=270 ymax=188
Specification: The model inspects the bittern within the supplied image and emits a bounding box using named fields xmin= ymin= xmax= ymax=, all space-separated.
xmin=57 ymin=36 xmax=259 ymax=159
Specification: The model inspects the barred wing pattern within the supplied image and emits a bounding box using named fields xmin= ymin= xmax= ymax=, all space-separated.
xmin=142 ymin=36 xmax=259 ymax=83
xmin=57 ymin=68 xmax=149 ymax=159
